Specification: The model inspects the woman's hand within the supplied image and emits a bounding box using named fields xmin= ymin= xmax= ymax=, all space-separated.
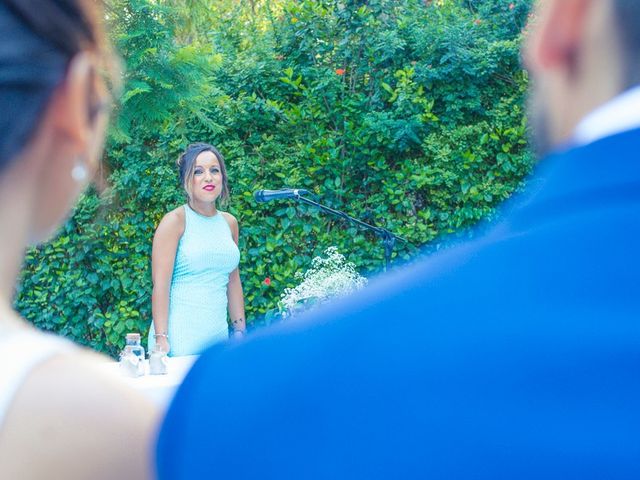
xmin=155 ymin=335 xmax=170 ymax=354
xmin=231 ymin=329 xmax=245 ymax=339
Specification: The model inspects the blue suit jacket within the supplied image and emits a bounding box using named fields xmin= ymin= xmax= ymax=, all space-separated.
xmin=157 ymin=129 xmax=640 ymax=479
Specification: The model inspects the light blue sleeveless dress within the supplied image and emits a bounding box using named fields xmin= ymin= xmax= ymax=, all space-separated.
xmin=148 ymin=205 xmax=240 ymax=357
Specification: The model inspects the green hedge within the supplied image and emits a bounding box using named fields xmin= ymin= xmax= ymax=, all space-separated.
xmin=15 ymin=0 xmax=533 ymax=357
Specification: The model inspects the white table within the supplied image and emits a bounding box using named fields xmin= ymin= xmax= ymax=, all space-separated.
xmin=101 ymin=355 xmax=198 ymax=409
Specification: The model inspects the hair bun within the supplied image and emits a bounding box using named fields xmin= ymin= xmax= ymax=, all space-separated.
xmin=0 ymin=0 xmax=107 ymax=171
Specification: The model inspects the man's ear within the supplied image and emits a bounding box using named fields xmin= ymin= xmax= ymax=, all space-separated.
xmin=48 ymin=52 xmax=93 ymax=154
xmin=529 ymin=0 xmax=592 ymax=72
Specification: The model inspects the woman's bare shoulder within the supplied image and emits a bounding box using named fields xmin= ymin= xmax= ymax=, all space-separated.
xmin=220 ymin=211 xmax=239 ymax=228
xmin=0 ymin=348 xmax=158 ymax=479
xmin=156 ymin=205 xmax=186 ymax=238
xmin=220 ymin=211 xmax=239 ymax=238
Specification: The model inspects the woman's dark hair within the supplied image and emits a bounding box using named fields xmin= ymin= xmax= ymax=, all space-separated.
xmin=177 ymin=142 xmax=230 ymax=205
xmin=0 ymin=0 xmax=108 ymax=172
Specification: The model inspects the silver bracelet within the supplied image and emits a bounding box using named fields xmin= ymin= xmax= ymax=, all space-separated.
xmin=154 ymin=333 xmax=169 ymax=339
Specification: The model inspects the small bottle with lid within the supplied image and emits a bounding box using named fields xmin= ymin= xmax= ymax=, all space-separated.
xmin=149 ymin=345 xmax=168 ymax=375
xmin=119 ymin=332 xmax=146 ymax=377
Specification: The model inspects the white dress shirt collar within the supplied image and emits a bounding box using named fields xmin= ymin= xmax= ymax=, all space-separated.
xmin=573 ymin=85 xmax=640 ymax=147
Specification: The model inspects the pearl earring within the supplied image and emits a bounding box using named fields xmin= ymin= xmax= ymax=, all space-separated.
xmin=71 ymin=157 xmax=88 ymax=182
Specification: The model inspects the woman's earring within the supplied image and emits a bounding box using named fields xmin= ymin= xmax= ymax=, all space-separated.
xmin=71 ymin=156 xmax=88 ymax=182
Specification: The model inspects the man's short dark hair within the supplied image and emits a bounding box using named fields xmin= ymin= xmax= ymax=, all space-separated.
xmin=613 ymin=0 xmax=640 ymax=87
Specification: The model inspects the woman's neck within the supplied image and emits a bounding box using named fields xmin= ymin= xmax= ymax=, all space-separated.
xmin=188 ymin=200 xmax=218 ymax=217
xmin=0 ymin=300 xmax=27 ymax=335
xmin=0 ymin=159 xmax=32 ymax=305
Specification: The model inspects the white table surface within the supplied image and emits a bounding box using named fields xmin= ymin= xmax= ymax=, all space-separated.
xmin=101 ymin=355 xmax=198 ymax=408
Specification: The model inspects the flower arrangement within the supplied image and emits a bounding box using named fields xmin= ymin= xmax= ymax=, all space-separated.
xmin=279 ymin=247 xmax=368 ymax=318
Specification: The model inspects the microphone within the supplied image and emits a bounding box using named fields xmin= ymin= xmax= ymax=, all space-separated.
xmin=254 ymin=188 xmax=309 ymax=203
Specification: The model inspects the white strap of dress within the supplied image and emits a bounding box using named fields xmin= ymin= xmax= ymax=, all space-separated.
xmin=0 ymin=330 xmax=71 ymax=429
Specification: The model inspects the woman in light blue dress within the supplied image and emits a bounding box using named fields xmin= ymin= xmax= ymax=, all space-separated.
xmin=149 ymin=143 xmax=246 ymax=356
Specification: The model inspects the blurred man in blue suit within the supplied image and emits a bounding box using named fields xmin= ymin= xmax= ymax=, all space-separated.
xmin=157 ymin=1 xmax=640 ymax=478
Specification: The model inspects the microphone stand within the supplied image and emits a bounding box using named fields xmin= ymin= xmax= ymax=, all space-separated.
xmin=292 ymin=193 xmax=410 ymax=271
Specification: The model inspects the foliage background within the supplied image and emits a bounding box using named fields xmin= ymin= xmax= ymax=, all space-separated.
xmin=15 ymin=0 xmax=533 ymax=357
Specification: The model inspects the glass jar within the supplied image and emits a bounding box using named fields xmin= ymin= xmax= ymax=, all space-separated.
xmin=149 ymin=345 xmax=168 ymax=375
xmin=119 ymin=332 xmax=146 ymax=377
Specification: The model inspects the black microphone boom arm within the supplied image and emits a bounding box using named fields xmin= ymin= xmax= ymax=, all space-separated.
xmin=293 ymin=195 xmax=410 ymax=271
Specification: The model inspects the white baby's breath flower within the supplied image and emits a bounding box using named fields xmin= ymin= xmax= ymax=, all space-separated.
xmin=279 ymin=247 xmax=367 ymax=317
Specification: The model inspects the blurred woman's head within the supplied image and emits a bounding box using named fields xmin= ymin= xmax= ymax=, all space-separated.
xmin=0 ymin=0 xmax=112 ymax=243
xmin=177 ymin=143 xmax=229 ymax=206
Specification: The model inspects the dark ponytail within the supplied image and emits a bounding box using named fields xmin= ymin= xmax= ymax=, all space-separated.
xmin=0 ymin=0 xmax=108 ymax=171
